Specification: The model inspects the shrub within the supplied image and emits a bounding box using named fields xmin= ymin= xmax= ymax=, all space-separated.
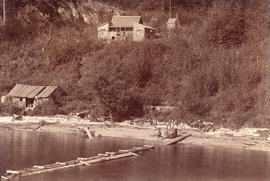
xmin=28 ymin=100 xmax=59 ymax=116
xmin=0 ymin=103 xmax=22 ymax=116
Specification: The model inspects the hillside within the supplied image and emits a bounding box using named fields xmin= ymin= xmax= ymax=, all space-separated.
xmin=0 ymin=0 xmax=269 ymax=128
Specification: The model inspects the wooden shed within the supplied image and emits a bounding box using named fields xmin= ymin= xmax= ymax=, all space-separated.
xmin=3 ymin=84 xmax=60 ymax=109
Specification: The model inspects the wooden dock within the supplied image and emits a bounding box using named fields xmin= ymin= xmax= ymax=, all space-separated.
xmin=1 ymin=145 xmax=154 ymax=181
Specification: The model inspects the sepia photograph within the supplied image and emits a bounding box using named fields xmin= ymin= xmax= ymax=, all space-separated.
xmin=0 ymin=0 xmax=270 ymax=180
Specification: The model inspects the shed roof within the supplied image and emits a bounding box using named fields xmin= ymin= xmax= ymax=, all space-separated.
xmin=8 ymin=84 xmax=57 ymax=99
xmin=36 ymin=86 xmax=58 ymax=98
xmin=97 ymin=22 xmax=109 ymax=28
xmin=111 ymin=16 xmax=142 ymax=27
xmin=167 ymin=18 xmax=178 ymax=24
xmin=8 ymin=84 xmax=45 ymax=98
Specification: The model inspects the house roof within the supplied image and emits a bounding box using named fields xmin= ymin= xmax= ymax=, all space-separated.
xmin=167 ymin=18 xmax=178 ymax=24
xmin=8 ymin=84 xmax=57 ymax=99
xmin=134 ymin=23 xmax=156 ymax=30
xmin=97 ymin=22 xmax=109 ymax=28
xmin=111 ymin=16 xmax=142 ymax=27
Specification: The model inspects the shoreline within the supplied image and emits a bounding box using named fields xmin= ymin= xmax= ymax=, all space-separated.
xmin=1 ymin=116 xmax=270 ymax=152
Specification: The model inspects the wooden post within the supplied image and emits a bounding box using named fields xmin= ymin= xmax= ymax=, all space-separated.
xmin=169 ymin=0 xmax=171 ymax=18
xmin=2 ymin=0 xmax=5 ymax=25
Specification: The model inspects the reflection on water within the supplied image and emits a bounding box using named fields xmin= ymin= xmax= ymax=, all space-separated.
xmin=1 ymin=129 xmax=270 ymax=181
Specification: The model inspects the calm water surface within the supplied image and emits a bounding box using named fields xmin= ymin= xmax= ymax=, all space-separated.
xmin=1 ymin=129 xmax=270 ymax=181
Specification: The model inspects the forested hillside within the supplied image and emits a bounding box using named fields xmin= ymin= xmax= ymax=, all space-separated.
xmin=0 ymin=0 xmax=269 ymax=128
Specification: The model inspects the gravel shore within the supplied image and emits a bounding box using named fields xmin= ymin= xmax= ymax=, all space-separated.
xmin=1 ymin=116 xmax=270 ymax=152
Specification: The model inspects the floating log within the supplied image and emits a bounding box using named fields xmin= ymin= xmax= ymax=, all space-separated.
xmin=133 ymin=147 xmax=142 ymax=150
xmin=98 ymin=153 xmax=108 ymax=157
xmin=79 ymin=161 xmax=91 ymax=166
xmin=55 ymin=162 xmax=66 ymax=166
xmin=77 ymin=158 xmax=88 ymax=161
xmin=6 ymin=170 xmax=19 ymax=175
xmin=119 ymin=149 xmax=129 ymax=153
xmin=143 ymin=145 xmax=154 ymax=148
xmin=1 ymin=176 xmax=9 ymax=180
xmin=105 ymin=152 xmax=116 ymax=155
xmin=33 ymin=165 xmax=45 ymax=169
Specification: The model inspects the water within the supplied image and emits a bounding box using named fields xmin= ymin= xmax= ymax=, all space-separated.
xmin=1 ymin=129 xmax=270 ymax=181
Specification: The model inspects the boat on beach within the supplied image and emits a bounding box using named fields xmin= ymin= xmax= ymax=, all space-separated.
xmin=161 ymin=134 xmax=192 ymax=146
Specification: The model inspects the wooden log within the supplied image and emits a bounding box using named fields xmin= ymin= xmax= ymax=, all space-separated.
xmin=1 ymin=176 xmax=9 ymax=180
xmin=6 ymin=170 xmax=20 ymax=174
xmin=105 ymin=152 xmax=116 ymax=155
xmin=55 ymin=162 xmax=66 ymax=166
xmin=33 ymin=165 xmax=45 ymax=169
xmin=98 ymin=153 xmax=108 ymax=157
xmin=131 ymin=152 xmax=140 ymax=156
xmin=77 ymin=157 xmax=88 ymax=161
xmin=143 ymin=145 xmax=154 ymax=148
xmin=79 ymin=161 xmax=92 ymax=166
xmin=79 ymin=127 xmax=93 ymax=140
xmin=133 ymin=147 xmax=142 ymax=150
xmin=119 ymin=149 xmax=129 ymax=153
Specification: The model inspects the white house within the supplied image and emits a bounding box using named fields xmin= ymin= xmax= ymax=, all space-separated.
xmin=98 ymin=16 xmax=156 ymax=42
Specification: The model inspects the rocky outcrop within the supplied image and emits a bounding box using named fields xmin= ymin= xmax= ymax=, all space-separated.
xmin=10 ymin=0 xmax=123 ymax=26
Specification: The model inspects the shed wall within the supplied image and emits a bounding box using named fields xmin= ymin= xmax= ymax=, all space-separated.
xmin=12 ymin=97 xmax=26 ymax=108
xmin=133 ymin=24 xmax=145 ymax=41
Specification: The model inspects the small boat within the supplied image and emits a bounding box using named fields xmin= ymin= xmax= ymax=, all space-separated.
xmin=161 ymin=134 xmax=192 ymax=146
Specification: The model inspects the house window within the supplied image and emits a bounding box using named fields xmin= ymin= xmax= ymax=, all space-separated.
xmin=136 ymin=29 xmax=143 ymax=36
xmin=112 ymin=36 xmax=115 ymax=40
xmin=20 ymin=98 xmax=23 ymax=101
xmin=126 ymin=27 xmax=133 ymax=31
xmin=109 ymin=27 xmax=116 ymax=31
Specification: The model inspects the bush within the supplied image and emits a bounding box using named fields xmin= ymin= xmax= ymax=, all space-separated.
xmin=28 ymin=100 xmax=59 ymax=116
xmin=0 ymin=103 xmax=22 ymax=116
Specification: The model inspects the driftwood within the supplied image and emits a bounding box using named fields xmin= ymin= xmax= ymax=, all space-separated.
xmin=33 ymin=120 xmax=46 ymax=131
xmin=78 ymin=126 xmax=93 ymax=140
xmin=11 ymin=114 xmax=23 ymax=122
xmin=189 ymin=120 xmax=214 ymax=132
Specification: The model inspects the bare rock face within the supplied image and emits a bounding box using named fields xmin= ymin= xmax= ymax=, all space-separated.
xmin=11 ymin=0 xmax=122 ymax=26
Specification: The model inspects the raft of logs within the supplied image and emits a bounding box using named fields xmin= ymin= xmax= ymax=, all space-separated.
xmin=1 ymin=128 xmax=192 ymax=181
xmin=1 ymin=145 xmax=154 ymax=181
